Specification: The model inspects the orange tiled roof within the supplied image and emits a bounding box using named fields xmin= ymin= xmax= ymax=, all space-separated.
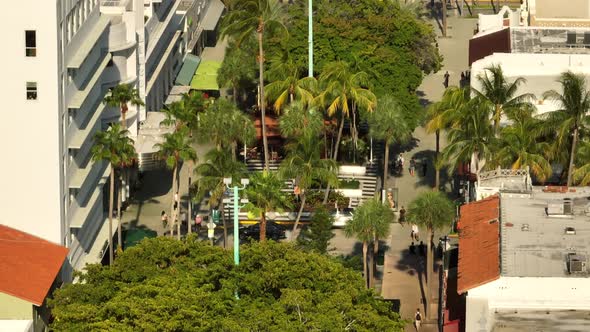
xmin=457 ymin=195 xmax=500 ymax=294
xmin=0 ymin=225 xmax=68 ymax=306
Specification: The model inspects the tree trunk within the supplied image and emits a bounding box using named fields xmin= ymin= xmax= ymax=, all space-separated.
xmin=362 ymin=241 xmax=368 ymax=288
xmin=231 ymin=141 xmax=237 ymax=162
xmin=170 ymin=164 xmax=178 ymax=238
xmin=175 ymin=167 xmax=181 ymax=241
xmin=260 ymin=211 xmax=267 ymax=242
xmin=108 ymin=167 xmax=115 ymax=265
xmin=221 ymin=201 xmax=228 ymax=249
xmin=494 ymin=104 xmax=501 ymax=136
xmin=442 ymin=0 xmax=448 ymax=37
xmin=121 ymin=103 xmax=128 ymax=130
xmin=425 ymin=228 xmax=433 ymax=319
xmin=291 ymin=193 xmax=306 ymax=241
xmin=567 ymin=127 xmax=579 ymax=187
xmin=233 ymin=84 xmax=238 ymax=103
xmin=368 ymin=239 xmax=375 ymax=288
xmin=257 ymin=30 xmax=270 ymax=172
xmin=371 ymin=236 xmax=379 ymax=288
xmin=383 ymin=141 xmax=390 ymax=188
xmin=352 ymin=107 xmax=357 ymax=163
xmin=188 ymin=163 xmax=192 ymax=235
xmin=117 ymin=172 xmax=123 ymax=252
xmin=435 ymin=130 xmax=440 ymax=191
xmin=332 ymin=112 xmax=345 ymax=161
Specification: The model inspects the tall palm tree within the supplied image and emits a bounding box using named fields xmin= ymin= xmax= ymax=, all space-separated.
xmin=155 ymin=127 xmax=197 ymax=239
xmin=472 ymin=65 xmax=534 ymax=135
xmin=406 ymin=191 xmax=454 ymax=320
xmin=221 ymin=0 xmax=288 ymax=171
xmin=442 ymin=99 xmax=495 ymax=175
xmin=278 ymin=101 xmax=324 ymax=139
xmin=218 ymin=44 xmax=256 ymax=102
xmin=103 ymin=83 xmax=144 ymax=130
xmin=543 ymin=71 xmax=590 ymax=187
xmin=495 ymin=116 xmax=552 ymax=182
xmin=368 ymin=95 xmax=413 ymax=187
xmin=195 ymin=148 xmax=247 ymax=247
xmin=280 ymin=132 xmax=338 ymax=239
xmin=344 ymin=198 xmax=392 ymax=289
xmin=245 ymin=171 xmax=292 ymax=241
xmin=91 ymin=124 xmax=136 ymax=264
xmin=316 ymin=61 xmax=377 ymax=161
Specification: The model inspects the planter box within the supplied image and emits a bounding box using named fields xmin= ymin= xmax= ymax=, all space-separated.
xmin=339 ymin=165 xmax=366 ymax=176
xmin=335 ymin=188 xmax=363 ymax=198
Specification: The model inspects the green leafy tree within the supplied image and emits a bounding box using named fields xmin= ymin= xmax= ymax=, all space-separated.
xmin=368 ymin=95 xmax=414 ymax=187
xmin=49 ymin=238 xmax=404 ymax=331
xmin=221 ymin=0 xmax=288 ymax=171
xmin=218 ymin=42 xmax=256 ymax=102
xmin=406 ymin=191 xmax=454 ymax=320
xmin=91 ymin=124 xmax=136 ymax=263
xmin=572 ymin=140 xmax=590 ymax=185
xmin=543 ymin=71 xmax=590 ymax=186
xmin=344 ymin=198 xmax=393 ymax=289
xmin=195 ymin=148 xmax=247 ymax=247
xmin=245 ymin=171 xmax=292 ymax=241
xmin=472 ymin=65 xmax=534 ymax=135
xmin=297 ymin=206 xmax=334 ymax=254
xmin=103 ymin=83 xmax=144 ymax=130
xmin=280 ymin=132 xmax=338 ymax=239
xmin=155 ymin=128 xmax=197 ymax=239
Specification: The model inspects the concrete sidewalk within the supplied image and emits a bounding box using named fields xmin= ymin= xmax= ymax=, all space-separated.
xmin=380 ymin=15 xmax=476 ymax=332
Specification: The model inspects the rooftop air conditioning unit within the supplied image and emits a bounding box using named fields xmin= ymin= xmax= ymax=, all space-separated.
xmin=564 ymin=198 xmax=573 ymax=215
xmin=568 ymin=253 xmax=587 ymax=274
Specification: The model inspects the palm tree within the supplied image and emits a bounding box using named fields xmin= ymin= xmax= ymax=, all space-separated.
xmin=155 ymin=127 xmax=197 ymax=239
xmin=265 ymin=51 xmax=317 ymax=112
xmin=103 ymin=83 xmax=144 ymax=130
xmin=495 ymin=117 xmax=552 ymax=182
xmin=344 ymin=198 xmax=392 ymax=288
xmin=91 ymin=124 xmax=136 ymax=264
xmin=278 ymin=101 xmax=324 ymax=139
xmin=426 ymin=87 xmax=470 ymax=159
xmin=542 ymin=71 xmax=590 ymax=187
xmin=406 ymin=191 xmax=454 ymax=319
xmin=245 ymin=171 xmax=292 ymax=241
xmin=316 ymin=61 xmax=377 ymax=161
xmin=218 ymin=44 xmax=256 ymax=102
xmin=368 ymin=95 xmax=413 ymax=187
xmin=221 ymin=0 xmax=288 ymax=171
xmin=472 ymin=65 xmax=534 ymax=135
xmin=442 ymin=99 xmax=495 ymax=175
xmin=195 ymin=148 xmax=247 ymax=247
xmin=280 ymin=132 xmax=338 ymax=240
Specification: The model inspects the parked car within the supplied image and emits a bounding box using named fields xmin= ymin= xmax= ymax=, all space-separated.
xmin=239 ymin=221 xmax=286 ymax=242
xmin=331 ymin=208 xmax=354 ymax=228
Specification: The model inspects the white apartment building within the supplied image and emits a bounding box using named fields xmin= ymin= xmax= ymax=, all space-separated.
xmin=0 ymin=0 xmax=199 ymax=277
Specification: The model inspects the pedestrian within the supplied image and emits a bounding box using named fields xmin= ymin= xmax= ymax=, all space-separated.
xmin=399 ymin=206 xmax=406 ymax=224
xmin=195 ymin=214 xmax=203 ymax=232
xmin=414 ymin=308 xmax=422 ymax=330
xmin=161 ymin=210 xmax=168 ymax=228
xmin=443 ymin=71 xmax=450 ymax=88
xmin=387 ymin=192 xmax=396 ymax=210
xmin=409 ymin=242 xmax=416 ymax=254
xmin=411 ymin=224 xmax=419 ymax=241
xmin=419 ymin=241 xmax=426 ymax=256
xmin=174 ymin=192 xmax=179 ymax=210
xmin=422 ymin=161 xmax=427 ymax=177
xmin=410 ymin=158 xmax=416 ymax=176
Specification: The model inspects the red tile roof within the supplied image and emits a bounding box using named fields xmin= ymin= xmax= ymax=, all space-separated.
xmin=0 ymin=225 xmax=68 ymax=306
xmin=457 ymin=195 xmax=500 ymax=294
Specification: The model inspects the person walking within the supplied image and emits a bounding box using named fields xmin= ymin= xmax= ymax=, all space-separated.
xmin=399 ymin=206 xmax=406 ymax=224
xmin=414 ymin=308 xmax=422 ymax=330
xmin=161 ymin=211 xmax=168 ymax=228
xmin=411 ymin=224 xmax=419 ymax=241
xmin=443 ymin=71 xmax=450 ymax=88
xmin=410 ymin=158 xmax=416 ymax=176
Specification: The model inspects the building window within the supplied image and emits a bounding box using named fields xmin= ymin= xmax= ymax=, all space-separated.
xmin=25 ymin=30 xmax=36 ymax=57
xmin=26 ymin=82 xmax=37 ymax=100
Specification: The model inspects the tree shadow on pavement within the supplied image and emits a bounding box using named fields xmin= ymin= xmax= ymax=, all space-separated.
xmin=411 ymin=150 xmax=452 ymax=191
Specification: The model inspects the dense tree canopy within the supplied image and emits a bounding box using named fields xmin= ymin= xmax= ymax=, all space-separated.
xmin=50 ymin=238 xmax=404 ymax=331
xmin=268 ymin=0 xmax=441 ymax=112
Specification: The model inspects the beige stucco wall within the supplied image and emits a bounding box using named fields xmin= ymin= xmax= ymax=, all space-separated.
xmin=536 ymin=0 xmax=590 ymax=19
xmin=0 ymin=293 xmax=32 ymax=320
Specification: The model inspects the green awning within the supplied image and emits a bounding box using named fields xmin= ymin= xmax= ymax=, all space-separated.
xmin=124 ymin=228 xmax=158 ymax=249
xmin=190 ymin=60 xmax=221 ymax=90
xmin=175 ymin=54 xmax=201 ymax=86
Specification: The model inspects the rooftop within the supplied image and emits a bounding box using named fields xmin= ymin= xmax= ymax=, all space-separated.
xmin=500 ymin=187 xmax=590 ymax=278
xmin=492 ymin=309 xmax=590 ymax=331
xmin=457 ymin=195 xmax=501 ymax=294
xmin=0 ymin=225 xmax=68 ymax=306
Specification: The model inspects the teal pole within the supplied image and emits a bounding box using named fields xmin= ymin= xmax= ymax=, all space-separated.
xmin=308 ymin=0 xmax=313 ymax=77
xmin=233 ymin=186 xmax=240 ymax=265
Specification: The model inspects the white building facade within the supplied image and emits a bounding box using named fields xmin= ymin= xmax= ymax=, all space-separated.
xmin=0 ymin=0 xmax=191 ymax=276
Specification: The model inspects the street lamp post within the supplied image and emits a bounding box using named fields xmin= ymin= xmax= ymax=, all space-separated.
xmin=223 ymin=178 xmax=249 ymax=266
xmin=308 ymin=0 xmax=313 ymax=77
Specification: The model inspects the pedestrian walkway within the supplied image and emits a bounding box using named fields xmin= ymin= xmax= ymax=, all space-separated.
xmin=380 ymin=14 xmax=476 ymax=331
